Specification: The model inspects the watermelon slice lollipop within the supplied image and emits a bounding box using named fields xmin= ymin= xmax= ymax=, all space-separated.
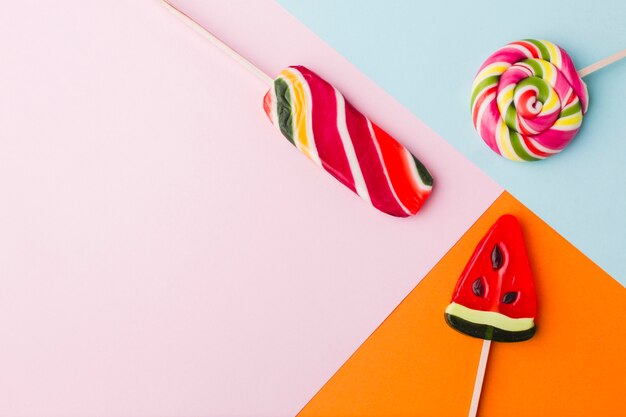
xmin=445 ymin=214 xmax=537 ymax=417
xmin=445 ymin=214 xmax=537 ymax=342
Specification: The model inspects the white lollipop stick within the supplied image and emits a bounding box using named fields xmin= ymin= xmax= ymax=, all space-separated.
xmin=160 ymin=0 xmax=273 ymax=86
xmin=468 ymin=339 xmax=491 ymax=417
xmin=578 ymin=47 xmax=626 ymax=77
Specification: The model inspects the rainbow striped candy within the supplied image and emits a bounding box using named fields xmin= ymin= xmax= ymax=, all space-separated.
xmin=263 ymin=66 xmax=433 ymax=217
xmin=471 ymin=39 xmax=589 ymax=161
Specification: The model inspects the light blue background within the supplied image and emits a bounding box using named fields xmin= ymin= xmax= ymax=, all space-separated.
xmin=278 ymin=0 xmax=626 ymax=285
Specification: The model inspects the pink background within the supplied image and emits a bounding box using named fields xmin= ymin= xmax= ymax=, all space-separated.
xmin=0 ymin=1 xmax=501 ymax=416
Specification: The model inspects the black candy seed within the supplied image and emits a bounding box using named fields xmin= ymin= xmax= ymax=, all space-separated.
xmin=491 ymin=245 xmax=503 ymax=270
xmin=502 ymin=291 xmax=518 ymax=304
xmin=472 ymin=278 xmax=485 ymax=297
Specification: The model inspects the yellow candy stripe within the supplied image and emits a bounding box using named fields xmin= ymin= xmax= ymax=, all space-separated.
xmin=279 ymin=69 xmax=317 ymax=162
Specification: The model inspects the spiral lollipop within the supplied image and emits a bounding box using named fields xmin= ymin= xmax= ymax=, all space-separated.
xmin=471 ymin=39 xmax=591 ymax=161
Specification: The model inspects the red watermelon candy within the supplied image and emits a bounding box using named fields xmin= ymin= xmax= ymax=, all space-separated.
xmin=445 ymin=214 xmax=537 ymax=342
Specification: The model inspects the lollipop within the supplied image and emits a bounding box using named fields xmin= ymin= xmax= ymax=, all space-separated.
xmin=471 ymin=39 xmax=625 ymax=161
xmin=264 ymin=66 xmax=433 ymax=217
xmin=161 ymin=1 xmax=433 ymax=217
xmin=445 ymin=214 xmax=537 ymax=416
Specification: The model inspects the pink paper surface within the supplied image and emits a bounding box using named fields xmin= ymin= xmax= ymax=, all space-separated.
xmin=0 ymin=1 xmax=501 ymax=416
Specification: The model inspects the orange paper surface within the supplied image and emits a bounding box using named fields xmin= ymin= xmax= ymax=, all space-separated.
xmin=298 ymin=192 xmax=626 ymax=417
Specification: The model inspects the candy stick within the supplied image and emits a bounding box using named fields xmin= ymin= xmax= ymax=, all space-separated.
xmin=578 ymin=47 xmax=626 ymax=77
xmin=160 ymin=0 xmax=272 ymax=86
xmin=468 ymin=339 xmax=491 ymax=417
xmin=445 ymin=215 xmax=537 ymax=417
xmin=159 ymin=0 xmax=434 ymax=217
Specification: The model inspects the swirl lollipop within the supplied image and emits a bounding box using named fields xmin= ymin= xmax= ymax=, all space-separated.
xmin=470 ymin=39 xmax=624 ymax=161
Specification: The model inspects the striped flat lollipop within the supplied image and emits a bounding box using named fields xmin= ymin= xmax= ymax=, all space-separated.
xmin=162 ymin=1 xmax=433 ymax=217
xmin=471 ymin=39 xmax=626 ymax=161
xmin=264 ymin=66 xmax=433 ymax=217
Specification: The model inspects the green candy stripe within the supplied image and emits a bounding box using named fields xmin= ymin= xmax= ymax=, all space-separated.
xmin=522 ymin=59 xmax=544 ymax=77
xmin=560 ymin=101 xmax=582 ymax=118
xmin=470 ymin=76 xmax=498 ymax=111
xmin=412 ymin=155 xmax=433 ymax=187
xmin=523 ymin=77 xmax=549 ymax=102
xmin=274 ymin=78 xmax=295 ymax=146
xmin=510 ymin=131 xmax=540 ymax=161
xmin=526 ymin=39 xmax=551 ymax=61
xmin=504 ymin=105 xmax=517 ymax=130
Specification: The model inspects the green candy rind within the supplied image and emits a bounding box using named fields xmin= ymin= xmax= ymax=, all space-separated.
xmin=445 ymin=313 xmax=536 ymax=343
xmin=274 ymin=78 xmax=295 ymax=146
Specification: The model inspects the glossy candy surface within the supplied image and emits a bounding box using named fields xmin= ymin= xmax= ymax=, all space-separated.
xmin=471 ymin=39 xmax=589 ymax=161
xmin=445 ymin=214 xmax=537 ymax=342
xmin=264 ymin=66 xmax=433 ymax=217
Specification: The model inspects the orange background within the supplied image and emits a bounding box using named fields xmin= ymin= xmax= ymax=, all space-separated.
xmin=298 ymin=192 xmax=626 ymax=417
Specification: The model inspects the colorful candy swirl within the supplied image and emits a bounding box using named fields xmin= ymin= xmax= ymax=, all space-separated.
xmin=471 ymin=39 xmax=589 ymax=161
xmin=263 ymin=66 xmax=433 ymax=217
